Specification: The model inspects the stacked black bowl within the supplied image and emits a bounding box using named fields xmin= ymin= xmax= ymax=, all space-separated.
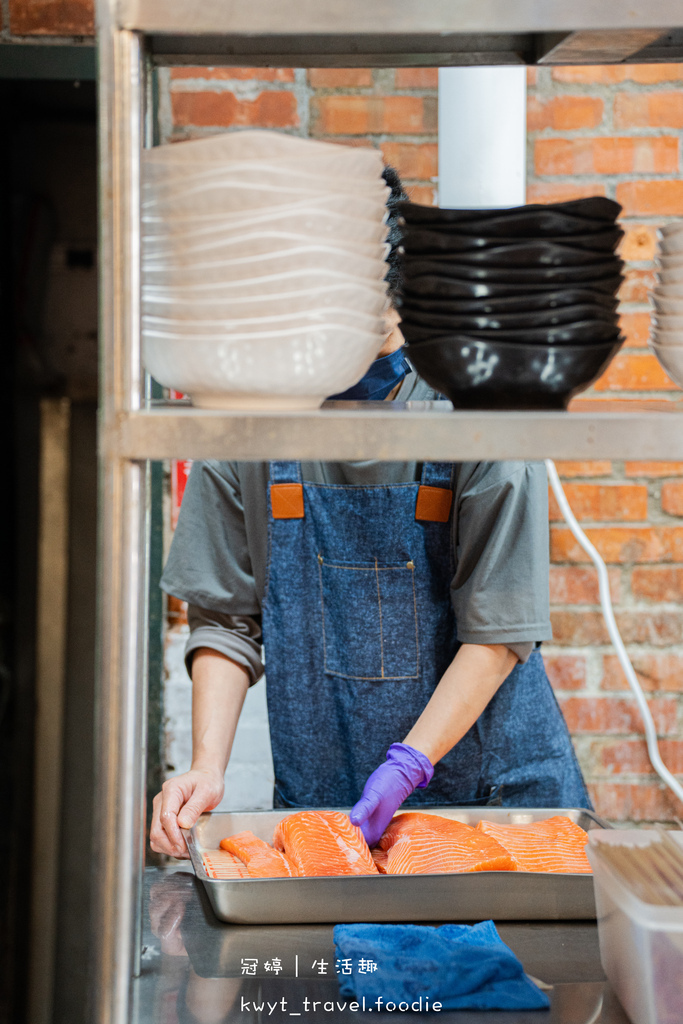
xmin=397 ymin=197 xmax=625 ymax=410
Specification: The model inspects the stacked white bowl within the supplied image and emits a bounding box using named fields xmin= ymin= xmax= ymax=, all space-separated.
xmin=649 ymin=222 xmax=683 ymax=388
xmin=141 ymin=130 xmax=392 ymax=409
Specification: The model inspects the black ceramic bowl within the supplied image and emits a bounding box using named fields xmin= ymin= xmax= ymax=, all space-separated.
xmin=402 ymin=273 xmax=624 ymax=300
xmin=401 ymin=227 xmax=623 ymax=256
xmin=402 ymin=239 xmax=620 ymax=266
xmin=406 ymin=336 xmax=623 ymax=410
xmin=397 ymin=197 xmax=622 ymax=231
xmin=403 ymin=272 xmax=626 ymax=299
xmin=401 ymin=256 xmax=624 ymax=285
xmin=400 ymin=288 xmax=620 ymax=315
xmin=401 ymin=320 xmax=622 ymax=346
xmin=399 ymin=303 xmax=619 ymax=333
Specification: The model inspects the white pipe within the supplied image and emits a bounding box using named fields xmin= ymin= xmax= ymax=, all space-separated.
xmin=545 ymin=459 xmax=683 ymax=807
xmin=438 ymin=67 xmax=526 ymax=208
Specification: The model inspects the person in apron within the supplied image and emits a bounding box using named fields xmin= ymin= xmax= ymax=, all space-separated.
xmin=150 ymin=170 xmax=590 ymax=860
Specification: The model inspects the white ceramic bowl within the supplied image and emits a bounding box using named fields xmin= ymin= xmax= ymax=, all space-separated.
xmin=142 ymin=230 xmax=390 ymax=263
xmin=142 ymin=283 xmax=389 ymax=319
xmin=142 ymin=195 xmax=389 ymax=232
xmin=142 ymin=207 xmax=389 ymax=248
xmin=143 ymin=166 xmax=388 ymax=200
xmin=144 ymin=154 xmax=384 ymax=182
xmin=142 ymin=307 xmax=385 ymax=335
xmin=658 ymin=221 xmax=683 ymax=240
xmin=142 ymin=266 xmax=388 ymax=300
xmin=656 ymin=267 xmax=683 ymax=287
xmin=657 ymin=237 xmax=683 ymax=257
xmin=656 ymin=254 xmax=683 ymax=271
xmin=653 ymin=282 xmax=683 ymax=300
xmin=143 ymin=323 xmax=385 ymax=409
xmin=142 ymin=129 xmax=385 ymax=173
xmin=649 ymin=342 xmax=683 ymax=388
xmin=649 ymin=326 xmax=683 ymax=346
xmin=652 ymin=313 xmax=683 ymax=332
xmin=142 ymin=181 xmax=390 ymax=220
xmin=652 ymin=294 xmax=683 ymax=316
xmin=142 ymin=246 xmax=388 ymax=286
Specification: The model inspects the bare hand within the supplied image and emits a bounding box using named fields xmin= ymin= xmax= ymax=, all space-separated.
xmin=150 ymin=768 xmax=225 ymax=858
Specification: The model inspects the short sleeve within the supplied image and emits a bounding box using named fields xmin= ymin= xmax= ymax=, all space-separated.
xmin=451 ymin=461 xmax=552 ymax=647
xmin=160 ymin=460 xmax=260 ymax=615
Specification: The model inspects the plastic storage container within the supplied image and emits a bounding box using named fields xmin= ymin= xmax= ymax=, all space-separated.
xmin=587 ymin=831 xmax=683 ymax=1024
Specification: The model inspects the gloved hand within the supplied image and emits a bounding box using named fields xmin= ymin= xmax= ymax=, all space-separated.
xmin=349 ymin=743 xmax=434 ymax=847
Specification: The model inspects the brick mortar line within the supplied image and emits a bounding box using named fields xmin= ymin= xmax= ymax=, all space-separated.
xmin=528 ymin=173 xmax=683 ymax=184
xmin=293 ymin=68 xmax=310 ymax=139
xmin=529 ymin=79 xmax=683 ymax=95
xmin=529 ymin=128 xmax=683 ymax=138
xmin=312 ymin=134 xmax=439 ymax=144
xmin=549 ymin=598 xmax=683 ymax=609
xmin=302 ymin=88 xmax=438 ymax=96
xmin=0 ymin=30 xmax=93 ymax=43
xmin=531 ymin=176 xmax=683 ymax=185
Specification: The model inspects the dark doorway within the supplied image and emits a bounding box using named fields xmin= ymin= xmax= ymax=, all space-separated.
xmin=0 ymin=75 xmax=98 ymax=1024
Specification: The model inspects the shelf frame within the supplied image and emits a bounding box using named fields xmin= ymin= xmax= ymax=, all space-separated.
xmin=93 ymin=4 xmax=683 ymax=1024
xmin=107 ymin=400 xmax=683 ymax=462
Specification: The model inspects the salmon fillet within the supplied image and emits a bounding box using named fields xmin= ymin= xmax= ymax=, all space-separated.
xmin=378 ymin=813 xmax=515 ymax=875
xmin=219 ymin=830 xmax=298 ymax=878
xmin=476 ymin=816 xmax=591 ymax=873
xmin=273 ymin=811 xmax=378 ymax=876
xmin=202 ymin=850 xmax=249 ymax=879
xmin=372 ymin=847 xmax=389 ymax=874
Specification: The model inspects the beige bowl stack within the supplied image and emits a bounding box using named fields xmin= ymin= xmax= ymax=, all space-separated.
xmin=649 ymin=222 xmax=683 ymax=389
xmin=141 ymin=130 xmax=391 ymax=409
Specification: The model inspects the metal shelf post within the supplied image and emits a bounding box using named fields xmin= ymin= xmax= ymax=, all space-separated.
xmin=95 ymin=14 xmax=149 ymax=1024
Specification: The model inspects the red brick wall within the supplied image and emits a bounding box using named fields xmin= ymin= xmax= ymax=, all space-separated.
xmin=528 ymin=65 xmax=683 ymax=823
xmin=3 ymin=0 xmax=93 ymax=36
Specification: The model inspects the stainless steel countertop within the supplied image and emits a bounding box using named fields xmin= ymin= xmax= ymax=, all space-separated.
xmin=135 ymin=868 xmax=631 ymax=1023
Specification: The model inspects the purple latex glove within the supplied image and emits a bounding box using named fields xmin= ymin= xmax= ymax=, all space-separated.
xmin=349 ymin=743 xmax=434 ymax=847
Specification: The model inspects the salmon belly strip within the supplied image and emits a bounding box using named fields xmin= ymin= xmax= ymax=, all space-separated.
xmin=202 ymin=850 xmax=250 ymax=879
xmin=378 ymin=813 xmax=515 ymax=875
xmin=476 ymin=816 xmax=591 ymax=873
xmin=274 ymin=811 xmax=378 ymax=876
xmin=219 ymin=830 xmax=298 ymax=878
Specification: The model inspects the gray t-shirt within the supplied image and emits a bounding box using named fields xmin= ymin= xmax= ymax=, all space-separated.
xmin=161 ymin=372 xmax=552 ymax=682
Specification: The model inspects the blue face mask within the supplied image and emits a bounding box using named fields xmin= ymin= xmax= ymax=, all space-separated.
xmin=328 ymin=346 xmax=411 ymax=402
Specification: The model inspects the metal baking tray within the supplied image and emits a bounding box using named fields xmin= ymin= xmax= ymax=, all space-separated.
xmin=184 ymin=807 xmax=611 ymax=925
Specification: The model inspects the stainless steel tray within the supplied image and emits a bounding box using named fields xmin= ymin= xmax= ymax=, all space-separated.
xmin=184 ymin=807 xmax=611 ymax=925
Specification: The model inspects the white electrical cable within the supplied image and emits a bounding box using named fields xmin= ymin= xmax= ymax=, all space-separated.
xmin=545 ymin=458 xmax=683 ymax=807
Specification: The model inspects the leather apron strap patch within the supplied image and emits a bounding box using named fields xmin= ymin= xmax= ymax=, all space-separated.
xmin=271 ymin=483 xmax=305 ymax=519
xmin=415 ymin=485 xmax=453 ymax=523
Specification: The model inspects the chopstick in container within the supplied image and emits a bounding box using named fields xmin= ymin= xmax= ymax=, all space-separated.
xmin=592 ymin=832 xmax=683 ymax=906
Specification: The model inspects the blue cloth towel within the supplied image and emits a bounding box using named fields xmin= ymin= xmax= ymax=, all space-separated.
xmin=333 ymin=920 xmax=550 ymax=1011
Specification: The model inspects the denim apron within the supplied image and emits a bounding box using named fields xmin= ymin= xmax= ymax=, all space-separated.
xmin=261 ymin=460 xmax=590 ymax=810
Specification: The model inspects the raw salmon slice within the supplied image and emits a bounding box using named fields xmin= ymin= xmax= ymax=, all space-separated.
xmin=273 ymin=811 xmax=378 ymax=876
xmin=219 ymin=830 xmax=298 ymax=878
xmin=372 ymin=847 xmax=389 ymax=874
xmin=476 ymin=816 xmax=591 ymax=873
xmin=202 ymin=850 xmax=249 ymax=879
xmin=378 ymin=812 xmax=515 ymax=875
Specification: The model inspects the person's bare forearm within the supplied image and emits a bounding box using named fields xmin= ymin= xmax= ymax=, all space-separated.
xmin=403 ymin=643 xmax=518 ymax=765
xmin=150 ymin=647 xmax=251 ymax=855
xmin=191 ymin=647 xmax=250 ymax=773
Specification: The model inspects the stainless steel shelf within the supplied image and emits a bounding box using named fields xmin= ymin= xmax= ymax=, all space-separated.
xmin=118 ymin=0 xmax=683 ymax=67
xmin=108 ymin=399 xmax=683 ymax=462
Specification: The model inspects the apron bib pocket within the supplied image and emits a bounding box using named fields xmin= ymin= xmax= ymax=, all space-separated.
xmin=318 ymin=555 xmax=419 ymax=681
